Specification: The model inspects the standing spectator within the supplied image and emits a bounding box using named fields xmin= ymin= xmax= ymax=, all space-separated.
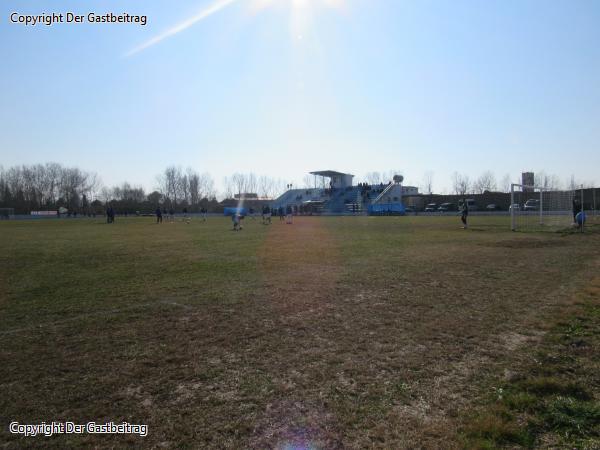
xmin=156 ymin=207 xmax=163 ymax=224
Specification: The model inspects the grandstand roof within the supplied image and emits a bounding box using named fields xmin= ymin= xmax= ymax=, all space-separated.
xmin=310 ymin=170 xmax=354 ymax=178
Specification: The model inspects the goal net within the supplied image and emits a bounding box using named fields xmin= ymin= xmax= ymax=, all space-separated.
xmin=0 ymin=208 xmax=15 ymax=220
xmin=586 ymin=188 xmax=600 ymax=225
xmin=510 ymin=184 xmax=578 ymax=231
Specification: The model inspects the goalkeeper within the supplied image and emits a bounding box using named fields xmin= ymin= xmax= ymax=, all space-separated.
xmin=460 ymin=199 xmax=469 ymax=229
xmin=572 ymin=198 xmax=581 ymax=223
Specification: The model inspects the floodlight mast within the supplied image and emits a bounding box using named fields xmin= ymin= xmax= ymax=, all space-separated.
xmin=581 ymin=184 xmax=585 ymax=234
xmin=540 ymin=189 xmax=543 ymax=226
xmin=511 ymin=183 xmax=516 ymax=231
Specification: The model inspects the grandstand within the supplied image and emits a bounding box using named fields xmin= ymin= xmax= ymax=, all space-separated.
xmin=270 ymin=171 xmax=600 ymax=222
xmin=271 ymin=170 xmax=415 ymax=215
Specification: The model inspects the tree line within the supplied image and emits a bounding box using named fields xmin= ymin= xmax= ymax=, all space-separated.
xmin=449 ymin=171 xmax=585 ymax=196
xmin=0 ymin=164 xmax=290 ymax=214
xmin=0 ymin=163 xmax=589 ymax=214
xmin=0 ymin=163 xmax=101 ymax=214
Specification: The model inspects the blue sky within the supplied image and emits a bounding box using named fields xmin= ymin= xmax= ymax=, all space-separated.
xmin=2 ymin=0 xmax=599 ymax=194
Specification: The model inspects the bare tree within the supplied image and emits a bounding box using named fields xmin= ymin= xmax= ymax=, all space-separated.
xmin=270 ymin=178 xmax=287 ymax=199
xmin=222 ymin=176 xmax=234 ymax=200
xmin=422 ymin=171 xmax=434 ymax=195
xmin=246 ymin=173 xmax=258 ymax=194
xmin=474 ymin=171 xmax=497 ymax=194
xmin=231 ymin=173 xmax=246 ymax=197
xmin=85 ymin=172 xmax=102 ymax=202
xmin=567 ymin=174 xmax=579 ymax=191
xmin=157 ymin=166 xmax=183 ymax=205
xmin=258 ymin=176 xmax=275 ymax=199
xmin=198 ymin=173 xmax=215 ymax=199
xmin=536 ymin=171 xmax=561 ymax=190
xmin=452 ymin=172 xmax=471 ymax=196
xmin=302 ymin=174 xmax=315 ymax=189
xmin=99 ymin=187 xmax=112 ymax=203
xmin=179 ymin=172 xmax=190 ymax=206
xmin=500 ymin=174 xmax=512 ymax=193
xmin=187 ymin=170 xmax=200 ymax=206
xmin=0 ymin=162 xmax=102 ymax=212
xmin=365 ymin=172 xmax=382 ymax=185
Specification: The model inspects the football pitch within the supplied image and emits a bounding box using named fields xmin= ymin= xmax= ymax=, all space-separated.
xmin=1 ymin=216 xmax=598 ymax=448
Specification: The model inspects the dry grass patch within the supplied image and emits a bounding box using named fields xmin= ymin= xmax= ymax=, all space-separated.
xmin=0 ymin=216 xmax=599 ymax=448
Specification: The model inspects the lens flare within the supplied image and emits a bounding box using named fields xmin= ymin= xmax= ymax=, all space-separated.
xmin=126 ymin=0 xmax=345 ymax=56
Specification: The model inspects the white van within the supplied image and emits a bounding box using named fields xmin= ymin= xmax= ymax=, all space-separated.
xmin=458 ymin=198 xmax=478 ymax=211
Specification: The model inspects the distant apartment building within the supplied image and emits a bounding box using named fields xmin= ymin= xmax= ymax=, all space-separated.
xmin=522 ymin=172 xmax=535 ymax=191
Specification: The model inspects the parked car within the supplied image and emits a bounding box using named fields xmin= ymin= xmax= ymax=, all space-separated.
xmin=458 ymin=198 xmax=478 ymax=211
xmin=486 ymin=203 xmax=499 ymax=210
xmin=424 ymin=203 xmax=437 ymax=212
xmin=509 ymin=203 xmax=520 ymax=211
xmin=438 ymin=203 xmax=454 ymax=212
xmin=404 ymin=206 xmax=414 ymax=213
xmin=523 ymin=199 xmax=540 ymax=211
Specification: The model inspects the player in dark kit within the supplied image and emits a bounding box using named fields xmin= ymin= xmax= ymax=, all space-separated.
xmin=262 ymin=205 xmax=272 ymax=225
xmin=156 ymin=207 xmax=162 ymax=224
xmin=572 ymin=198 xmax=581 ymax=223
xmin=106 ymin=206 xmax=115 ymax=224
xmin=460 ymin=199 xmax=469 ymax=229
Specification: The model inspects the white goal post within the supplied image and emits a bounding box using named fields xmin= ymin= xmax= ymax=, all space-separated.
xmin=510 ymin=184 xmax=583 ymax=232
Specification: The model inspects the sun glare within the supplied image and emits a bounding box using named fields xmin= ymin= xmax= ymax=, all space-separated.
xmin=251 ymin=0 xmax=344 ymax=12
xmin=127 ymin=0 xmax=345 ymax=56
xmin=245 ymin=0 xmax=345 ymax=46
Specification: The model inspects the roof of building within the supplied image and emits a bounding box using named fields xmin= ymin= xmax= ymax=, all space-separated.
xmin=309 ymin=170 xmax=354 ymax=178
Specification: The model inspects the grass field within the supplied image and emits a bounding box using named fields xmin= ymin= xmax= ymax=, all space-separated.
xmin=1 ymin=216 xmax=598 ymax=449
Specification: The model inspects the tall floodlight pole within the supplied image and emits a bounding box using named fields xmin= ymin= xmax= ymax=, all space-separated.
xmin=539 ymin=188 xmax=543 ymax=226
xmin=581 ymin=185 xmax=585 ymax=233
xmin=399 ymin=181 xmax=403 ymax=210
xmin=511 ymin=184 xmax=516 ymax=231
xmin=393 ymin=174 xmax=404 ymax=212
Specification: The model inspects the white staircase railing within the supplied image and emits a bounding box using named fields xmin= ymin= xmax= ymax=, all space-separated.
xmin=372 ymin=183 xmax=397 ymax=204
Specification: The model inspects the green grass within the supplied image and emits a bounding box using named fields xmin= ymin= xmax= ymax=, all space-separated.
xmin=1 ymin=216 xmax=599 ymax=448
xmin=461 ymin=287 xmax=600 ymax=449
